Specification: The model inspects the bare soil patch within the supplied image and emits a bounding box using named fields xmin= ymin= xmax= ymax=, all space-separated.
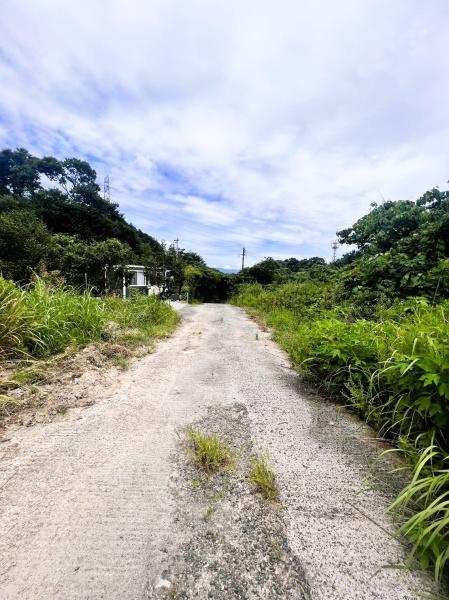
xmin=0 ymin=340 xmax=153 ymax=431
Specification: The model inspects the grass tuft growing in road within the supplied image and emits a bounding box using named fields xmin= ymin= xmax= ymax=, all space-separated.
xmin=248 ymin=456 xmax=279 ymax=501
xmin=187 ymin=429 xmax=231 ymax=472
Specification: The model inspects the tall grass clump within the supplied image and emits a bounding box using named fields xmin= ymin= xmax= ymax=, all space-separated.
xmin=391 ymin=438 xmax=449 ymax=579
xmin=187 ymin=429 xmax=231 ymax=472
xmin=248 ymin=456 xmax=279 ymax=501
xmin=25 ymin=278 xmax=105 ymax=356
xmin=0 ymin=276 xmax=179 ymax=360
xmin=104 ymin=292 xmax=179 ymax=341
xmin=232 ymin=283 xmax=449 ymax=580
xmin=0 ymin=278 xmax=32 ymax=358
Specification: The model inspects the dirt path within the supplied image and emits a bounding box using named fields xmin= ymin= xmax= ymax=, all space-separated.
xmin=0 ymin=304 xmax=432 ymax=599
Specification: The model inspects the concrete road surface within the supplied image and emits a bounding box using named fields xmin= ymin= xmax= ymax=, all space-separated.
xmin=0 ymin=304 xmax=432 ymax=599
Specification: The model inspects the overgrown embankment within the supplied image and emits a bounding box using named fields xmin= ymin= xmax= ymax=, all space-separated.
xmin=232 ymin=282 xmax=449 ymax=582
xmin=0 ymin=276 xmax=179 ymax=425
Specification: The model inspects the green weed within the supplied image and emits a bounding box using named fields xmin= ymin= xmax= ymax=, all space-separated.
xmin=14 ymin=369 xmax=45 ymax=385
xmin=248 ymin=456 xmax=279 ymax=501
xmin=0 ymin=394 xmax=22 ymax=416
xmin=113 ymin=356 xmax=130 ymax=370
xmin=187 ymin=429 xmax=231 ymax=472
xmin=390 ymin=438 xmax=449 ymax=580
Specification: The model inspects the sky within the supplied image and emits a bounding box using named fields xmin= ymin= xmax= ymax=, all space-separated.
xmin=1 ymin=1 xmax=449 ymax=269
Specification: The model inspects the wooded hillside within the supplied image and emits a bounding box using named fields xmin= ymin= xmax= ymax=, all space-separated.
xmin=0 ymin=148 xmax=229 ymax=299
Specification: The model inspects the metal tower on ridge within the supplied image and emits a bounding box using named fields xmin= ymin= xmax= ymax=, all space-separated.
xmin=241 ymin=247 xmax=246 ymax=270
xmin=103 ymin=175 xmax=110 ymax=201
xmin=331 ymin=240 xmax=339 ymax=262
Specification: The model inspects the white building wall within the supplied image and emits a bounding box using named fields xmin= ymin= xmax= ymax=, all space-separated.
xmin=136 ymin=270 xmax=146 ymax=286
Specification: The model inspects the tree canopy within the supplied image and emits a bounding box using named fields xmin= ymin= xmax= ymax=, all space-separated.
xmin=336 ymin=184 xmax=449 ymax=302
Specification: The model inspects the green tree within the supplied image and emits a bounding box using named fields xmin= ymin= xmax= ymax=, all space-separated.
xmin=0 ymin=148 xmax=41 ymax=196
xmin=47 ymin=235 xmax=135 ymax=291
xmin=336 ymin=185 xmax=449 ymax=302
xmin=46 ymin=234 xmax=90 ymax=287
xmin=86 ymin=238 xmax=134 ymax=292
xmin=0 ymin=209 xmax=51 ymax=280
xmin=179 ymin=250 xmax=206 ymax=267
xmin=337 ymin=200 xmax=424 ymax=253
xmin=243 ymin=257 xmax=281 ymax=284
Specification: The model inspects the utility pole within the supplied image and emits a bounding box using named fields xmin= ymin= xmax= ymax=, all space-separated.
xmin=103 ymin=175 xmax=110 ymax=201
xmin=173 ymin=237 xmax=180 ymax=299
xmin=331 ymin=240 xmax=339 ymax=262
xmin=241 ymin=247 xmax=246 ymax=271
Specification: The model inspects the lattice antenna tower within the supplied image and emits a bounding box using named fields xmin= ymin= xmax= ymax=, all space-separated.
xmin=331 ymin=240 xmax=339 ymax=262
xmin=241 ymin=247 xmax=246 ymax=270
xmin=104 ymin=175 xmax=110 ymax=201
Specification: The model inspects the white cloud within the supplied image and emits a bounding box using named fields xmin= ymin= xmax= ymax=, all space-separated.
xmin=0 ymin=0 xmax=449 ymax=267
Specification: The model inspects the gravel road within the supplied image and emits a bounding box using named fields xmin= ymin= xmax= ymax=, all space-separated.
xmin=0 ymin=304 xmax=432 ymax=599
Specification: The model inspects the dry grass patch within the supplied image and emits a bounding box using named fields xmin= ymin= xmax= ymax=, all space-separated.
xmin=0 ymin=394 xmax=22 ymax=417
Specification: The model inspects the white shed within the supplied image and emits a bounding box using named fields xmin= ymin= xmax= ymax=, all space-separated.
xmin=121 ymin=265 xmax=160 ymax=299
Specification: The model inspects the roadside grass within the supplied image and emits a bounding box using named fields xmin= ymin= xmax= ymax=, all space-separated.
xmin=103 ymin=294 xmax=179 ymax=345
xmin=187 ymin=429 xmax=232 ymax=472
xmin=0 ymin=279 xmax=32 ymax=358
xmin=389 ymin=439 xmax=449 ymax=580
xmin=0 ymin=276 xmax=179 ymax=360
xmin=112 ymin=356 xmax=130 ymax=370
xmin=248 ymin=456 xmax=279 ymax=501
xmin=0 ymin=275 xmax=180 ymax=427
xmin=13 ymin=368 xmax=46 ymax=385
xmin=232 ymin=282 xmax=449 ymax=582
